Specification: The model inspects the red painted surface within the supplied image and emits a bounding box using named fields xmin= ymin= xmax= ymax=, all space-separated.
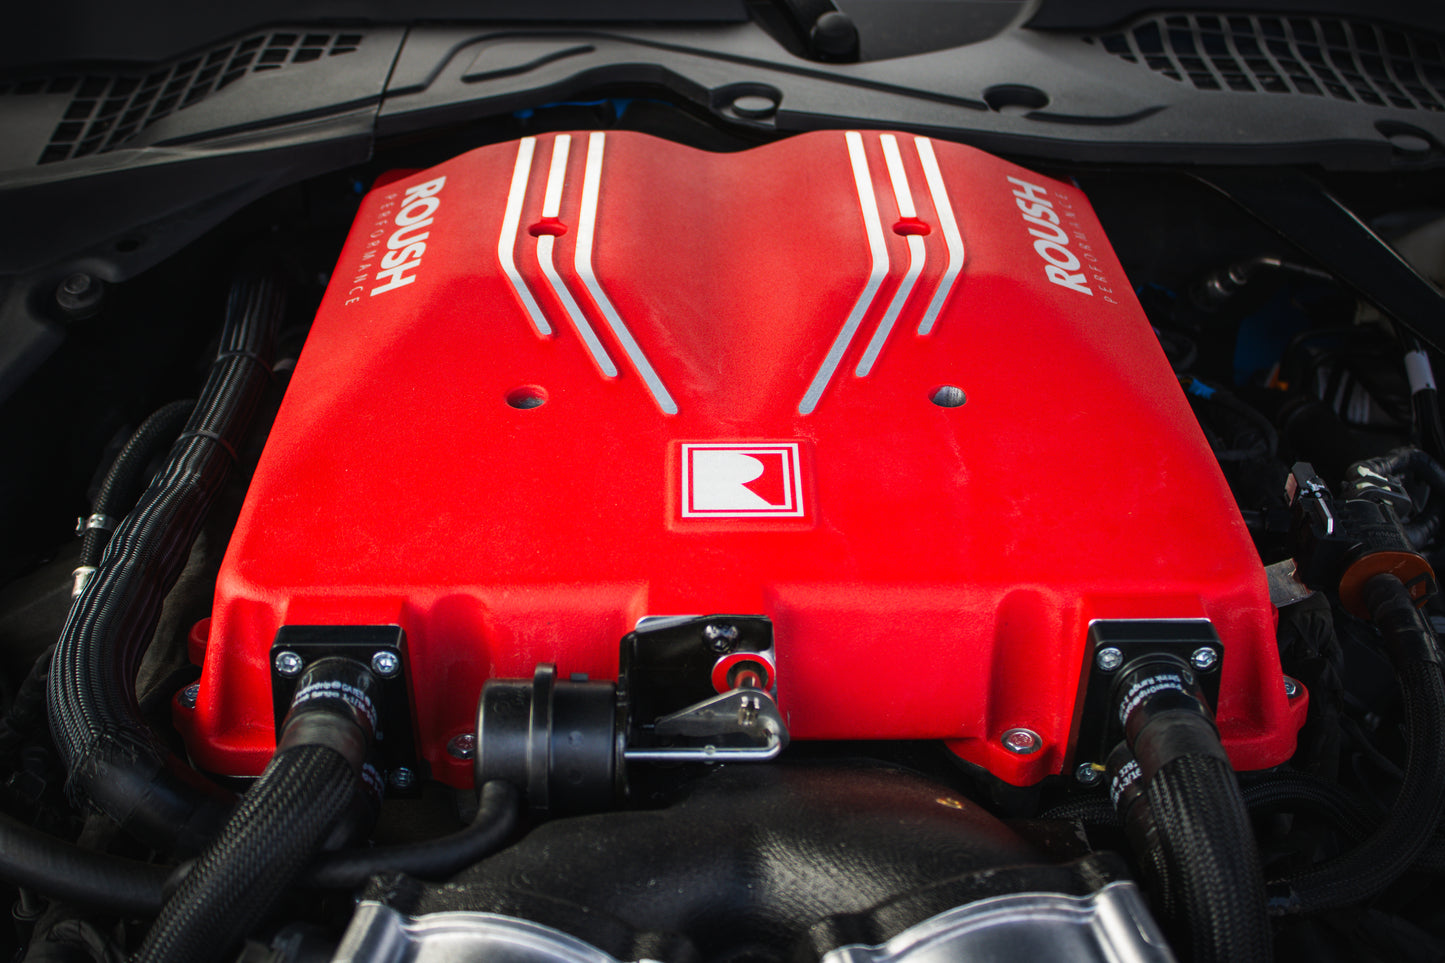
xmin=178 ymin=130 xmax=1302 ymax=787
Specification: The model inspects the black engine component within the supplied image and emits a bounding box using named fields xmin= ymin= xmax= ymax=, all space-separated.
xmin=371 ymin=762 xmax=1129 ymax=962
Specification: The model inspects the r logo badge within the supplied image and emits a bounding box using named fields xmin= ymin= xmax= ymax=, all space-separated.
xmin=681 ymin=443 xmax=805 ymax=518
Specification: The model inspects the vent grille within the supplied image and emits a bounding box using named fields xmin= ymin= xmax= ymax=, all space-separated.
xmin=1090 ymin=13 xmax=1445 ymax=110
xmin=0 ymin=31 xmax=363 ymax=164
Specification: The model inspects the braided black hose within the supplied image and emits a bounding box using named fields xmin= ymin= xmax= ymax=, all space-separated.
xmin=1147 ymin=753 xmax=1271 ymax=962
xmin=48 ymin=273 xmax=281 ymax=854
xmin=1108 ymin=658 xmax=1272 ymax=963
xmin=1238 ymin=771 xmax=1374 ymax=842
xmin=79 ymin=400 xmax=195 ymax=569
xmin=134 ymin=746 xmax=355 ymax=963
xmin=1268 ymin=579 xmax=1445 ymax=914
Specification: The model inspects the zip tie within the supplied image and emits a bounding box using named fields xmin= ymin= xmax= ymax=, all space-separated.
xmin=1405 ymin=350 xmax=1437 ymax=394
xmin=176 ymin=430 xmax=238 ymax=465
xmin=213 ymin=349 xmax=272 ymax=374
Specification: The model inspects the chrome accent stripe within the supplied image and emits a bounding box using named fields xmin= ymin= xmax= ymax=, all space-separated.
xmin=856 ymin=134 xmax=925 ymax=377
xmin=914 ymin=136 xmax=964 ymax=336
xmin=799 ymin=131 xmax=890 ymax=415
xmin=498 ymin=137 xmax=551 ymax=336
xmin=576 ymin=132 xmax=678 ymax=414
xmin=536 ymin=135 xmax=618 ymax=377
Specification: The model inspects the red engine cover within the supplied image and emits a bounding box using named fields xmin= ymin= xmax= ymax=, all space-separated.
xmin=180 ymin=129 xmax=1303 ymax=787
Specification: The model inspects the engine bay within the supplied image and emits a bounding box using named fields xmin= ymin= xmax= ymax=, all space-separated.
xmin=3 ymin=5 xmax=1445 ymax=963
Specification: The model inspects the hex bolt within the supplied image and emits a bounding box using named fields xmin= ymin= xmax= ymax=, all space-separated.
xmin=1001 ymin=728 xmax=1042 ymax=755
xmin=371 ymin=650 xmax=401 ymax=678
xmin=54 ymin=272 xmax=105 ymax=320
xmin=1284 ymin=676 xmax=1301 ymax=698
xmin=703 ymin=623 xmax=740 ymax=653
xmin=60 ymin=274 xmax=92 ymax=297
xmin=388 ymin=767 xmax=415 ymax=790
xmin=177 ymin=683 xmax=200 ymax=709
xmin=446 ymin=733 xmax=477 ymax=760
xmin=1191 ymin=647 xmax=1219 ymax=672
xmin=273 ymin=650 xmax=304 ymax=677
xmin=1095 ymin=647 xmax=1124 ymax=672
xmin=1075 ymin=763 xmax=1102 ymax=786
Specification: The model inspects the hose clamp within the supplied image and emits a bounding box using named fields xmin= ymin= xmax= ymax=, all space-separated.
xmin=70 ymin=566 xmax=98 ymax=599
xmin=75 ymin=513 xmax=117 ymax=536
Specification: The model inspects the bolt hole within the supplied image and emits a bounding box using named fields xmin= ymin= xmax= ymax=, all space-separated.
xmin=731 ymin=93 xmax=778 ymax=119
xmin=983 ymin=84 xmax=1049 ymax=114
xmin=114 ymin=237 xmax=143 ymax=253
xmin=506 ymin=385 xmax=548 ymax=409
xmin=930 ymin=385 xmax=966 ymax=407
xmin=1376 ymin=121 xmax=1437 ymax=158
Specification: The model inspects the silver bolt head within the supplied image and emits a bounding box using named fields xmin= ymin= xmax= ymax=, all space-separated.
xmin=60 ymin=273 xmax=92 ymax=296
xmin=388 ymin=768 xmax=415 ymax=790
xmin=273 ymin=650 xmax=304 ymax=677
xmin=371 ymin=650 xmax=401 ymax=678
xmin=1096 ymin=647 xmax=1124 ymax=672
xmin=1001 ymin=728 xmax=1042 ymax=755
xmin=1075 ymin=763 xmax=1102 ymax=786
xmin=703 ymin=622 xmax=740 ymax=652
xmin=178 ymin=683 xmax=200 ymax=709
xmin=446 ymin=733 xmax=477 ymax=760
xmin=1284 ymin=676 xmax=1300 ymax=698
xmin=1191 ymin=647 xmax=1219 ymax=672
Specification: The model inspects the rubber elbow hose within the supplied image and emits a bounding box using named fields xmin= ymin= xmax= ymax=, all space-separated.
xmin=1109 ymin=659 xmax=1271 ymax=963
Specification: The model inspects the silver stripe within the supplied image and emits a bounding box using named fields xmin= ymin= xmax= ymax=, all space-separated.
xmin=576 ymin=132 xmax=678 ymax=414
xmin=914 ymin=136 xmax=964 ymax=336
xmin=536 ymin=135 xmax=618 ymax=377
xmin=856 ymin=134 xmax=925 ymax=377
xmin=498 ymin=137 xmax=551 ymax=337
xmin=799 ymin=131 xmax=890 ymax=415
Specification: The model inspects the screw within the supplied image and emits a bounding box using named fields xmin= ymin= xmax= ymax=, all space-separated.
xmin=388 ymin=767 xmax=415 ymax=790
xmin=60 ymin=273 xmax=93 ymax=297
xmin=1191 ymin=647 xmax=1219 ymax=672
xmin=371 ymin=650 xmax=401 ymax=678
xmin=446 ymin=733 xmax=476 ymax=760
xmin=1075 ymin=763 xmax=1102 ymax=786
xmin=1001 ymin=728 xmax=1042 ymax=755
xmin=703 ymin=623 xmax=740 ymax=653
xmin=1284 ymin=676 xmax=1300 ymax=698
xmin=54 ymin=272 xmax=105 ymax=320
xmin=177 ymin=683 xmax=200 ymax=709
xmin=273 ymin=650 xmax=304 ymax=677
xmin=1096 ymin=647 xmax=1124 ymax=672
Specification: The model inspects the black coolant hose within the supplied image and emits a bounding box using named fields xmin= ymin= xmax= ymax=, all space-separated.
xmin=0 ymin=811 xmax=167 ymax=915
xmin=137 ymin=658 xmax=377 ymax=962
xmin=1108 ymin=660 xmax=1271 ymax=963
xmin=74 ymin=399 xmax=195 ymax=585
xmin=305 ymin=779 xmax=520 ymax=888
xmin=0 ymin=779 xmax=521 ymax=918
xmin=1268 ymin=573 xmax=1445 ymax=915
xmin=47 ymin=272 xmax=281 ymax=855
xmin=1350 ymin=447 xmax=1445 ymax=549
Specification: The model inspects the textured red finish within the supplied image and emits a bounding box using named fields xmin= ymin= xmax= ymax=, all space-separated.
xmin=179 ymin=130 xmax=1302 ymax=787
